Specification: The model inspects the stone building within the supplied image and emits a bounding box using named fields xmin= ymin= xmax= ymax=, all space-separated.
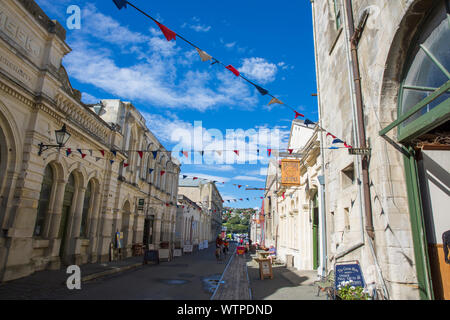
xmin=0 ymin=0 xmax=179 ymax=282
xmin=311 ymin=0 xmax=449 ymax=299
xmin=178 ymin=178 xmax=223 ymax=242
xmin=175 ymin=194 xmax=209 ymax=249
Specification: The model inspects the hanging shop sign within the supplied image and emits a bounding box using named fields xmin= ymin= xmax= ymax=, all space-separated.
xmin=281 ymin=159 xmax=301 ymax=186
xmin=348 ymin=148 xmax=371 ymax=156
xmin=138 ymin=198 xmax=145 ymax=210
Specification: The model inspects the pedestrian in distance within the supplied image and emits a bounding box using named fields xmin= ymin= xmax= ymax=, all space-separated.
xmin=215 ymin=235 xmax=223 ymax=262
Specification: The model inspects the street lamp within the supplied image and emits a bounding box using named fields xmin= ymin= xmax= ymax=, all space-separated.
xmin=38 ymin=124 xmax=71 ymax=156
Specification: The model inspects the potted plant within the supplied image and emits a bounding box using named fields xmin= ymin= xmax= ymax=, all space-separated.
xmin=336 ymin=280 xmax=370 ymax=300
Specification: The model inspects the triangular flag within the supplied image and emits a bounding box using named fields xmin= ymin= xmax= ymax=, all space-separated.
xmin=294 ymin=111 xmax=304 ymax=118
xmin=304 ymin=119 xmax=315 ymax=126
xmin=110 ymin=160 xmax=114 ymax=165
xmin=282 ymin=192 xmax=285 ymax=200
xmin=99 ymin=150 xmax=105 ymax=157
xmin=89 ymin=150 xmax=93 ymax=157
xmin=268 ymin=97 xmax=283 ymax=105
xmin=155 ymin=21 xmax=176 ymax=41
xmin=234 ymin=150 xmax=239 ymax=156
xmin=288 ymin=149 xmax=293 ymax=154
xmin=95 ymin=157 xmax=101 ymax=162
xmin=81 ymin=153 xmax=87 ymax=159
xmin=193 ymin=177 xmax=198 ymax=180
xmin=183 ymin=175 xmax=188 ymax=179
xmin=332 ymin=139 xmax=344 ymax=144
xmin=196 ymin=48 xmax=212 ymax=62
xmin=152 ymin=151 xmax=158 ymax=159
xmin=182 ymin=151 xmax=189 ymax=158
xmin=123 ymin=163 xmax=129 ymax=168
xmin=226 ymin=65 xmax=240 ymax=77
xmin=216 ymin=150 xmax=222 ymax=156
xmin=112 ymin=150 xmax=117 ymax=157
xmin=344 ymin=142 xmax=352 ymax=148
xmin=160 ymin=170 xmax=165 ymax=176
xmin=238 ymin=185 xmax=242 ymax=189
xmin=137 ymin=151 xmax=143 ymax=159
xmin=112 ymin=0 xmax=127 ymax=10
xmin=77 ymin=149 xmax=83 ymax=155
xmin=149 ymin=169 xmax=154 ymax=174
xmin=254 ymin=84 xmax=268 ymax=96
xmin=66 ymin=148 xmax=72 ymax=156
xmin=268 ymin=149 xmax=272 ymax=157
xmin=327 ymin=133 xmax=337 ymax=139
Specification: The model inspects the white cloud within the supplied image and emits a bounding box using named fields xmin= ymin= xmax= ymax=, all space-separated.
xmin=239 ymin=58 xmax=278 ymax=84
xmin=81 ymin=92 xmax=99 ymax=104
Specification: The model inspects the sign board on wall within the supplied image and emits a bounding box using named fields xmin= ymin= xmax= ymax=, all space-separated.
xmin=281 ymin=159 xmax=301 ymax=186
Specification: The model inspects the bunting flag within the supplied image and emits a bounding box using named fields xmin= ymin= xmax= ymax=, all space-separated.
xmin=110 ymin=160 xmax=114 ymax=165
xmin=304 ymin=119 xmax=315 ymax=126
xmin=233 ymin=150 xmax=239 ymax=156
xmin=257 ymin=149 xmax=260 ymax=155
xmin=193 ymin=177 xmax=198 ymax=180
xmin=288 ymin=149 xmax=293 ymax=154
xmin=77 ymin=149 xmax=83 ymax=155
xmin=89 ymin=150 xmax=93 ymax=157
xmin=268 ymin=149 xmax=272 ymax=157
xmin=238 ymin=185 xmax=242 ymax=189
xmin=152 ymin=151 xmax=158 ymax=159
xmin=123 ymin=163 xmax=129 ymax=168
xmin=254 ymin=84 xmax=268 ymax=96
xmin=344 ymin=142 xmax=352 ymax=148
xmin=282 ymin=192 xmax=285 ymax=200
xmin=155 ymin=21 xmax=177 ymax=41
xmin=81 ymin=153 xmax=87 ymax=159
xmin=196 ymin=48 xmax=212 ymax=62
xmin=112 ymin=150 xmax=117 ymax=157
xmin=327 ymin=133 xmax=337 ymax=139
xmin=268 ymin=97 xmax=283 ymax=105
xmin=216 ymin=150 xmax=222 ymax=156
xmin=100 ymin=149 xmax=105 ymax=157
xmin=329 ymin=146 xmax=339 ymax=150
xmin=137 ymin=151 xmax=143 ymax=159
xmin=149 ymin=169 xmax=154 ymax=174
xmin=226 ymin=65 xmax=240 ymax=77
xmin=95 ymin=157 xmax=101 ymax=162
xmin=332 ymin=139 xmax=344 ymax=144
xmin=183 ymin=175 xmax=188 ymax=179
xmin=294 ymin=111 xmax=304 ymax=118
xmin=160 ymin=170 xmax=166 ymax=176
xmin=113 ymin=0 xmax=127 ymax=10
xmin=66 ymin=148 xmax=72 ymax=156
xmin=182 ymin=151 xmax=189 ymax=158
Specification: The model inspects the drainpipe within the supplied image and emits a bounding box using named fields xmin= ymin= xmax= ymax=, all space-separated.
xmin=344 ymin=0 xmax=375 ymax=240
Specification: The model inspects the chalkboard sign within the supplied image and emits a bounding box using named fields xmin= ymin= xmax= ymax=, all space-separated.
xmin=173 ymin=249 xmax=182 ymax=257
xmin=184 ymin=244 xmax=193 ymax=253
xmin=334 ymin=262 xmax=365 ymax=290
xmin=158 ymin=249 xmax=171 ymax=262
xmin=143 ymin=250 xmax=159 ymax=264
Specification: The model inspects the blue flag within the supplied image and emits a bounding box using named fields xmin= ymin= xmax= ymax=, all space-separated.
xmin=304 ymin=119 xmax=315 ymax=126
xmin=152 ymin=151 xmax=158 ymax=159
xmin=112 ymin=0 xmax=127 ymax=10
xmin=149 ymin=169 xmax=154 ymax=174
xmin=332 ymin=139 xmax=344 ymax=144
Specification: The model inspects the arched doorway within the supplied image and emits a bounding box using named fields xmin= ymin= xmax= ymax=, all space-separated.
xmin=122 ymin=200 xmax=132 ymax=257
xmin=59 ymin=173 xmax=75 ymax=261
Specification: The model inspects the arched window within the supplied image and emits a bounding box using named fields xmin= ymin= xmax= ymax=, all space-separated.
xmin=397 ymin=0 xmax=449 ymax=141
xmin=34 ymin=165 xmax=54 ymax=236
xmin=80 ymin=180 xmax=92 ymax=238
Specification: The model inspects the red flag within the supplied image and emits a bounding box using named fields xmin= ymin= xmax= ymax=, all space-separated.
xmin=137 ymin=151 xmax=143 ymax=159
xmin=124 ymin=163 xmax=129 ymax=167
xmin=226 ymin=65 xmax=240 ymax=77
xmin=327 ymin=133 xmax=337 ymax=139
xmin=344 ymin=142 xmax=352 ymax=148
xmin=238 ymin=185 xmax=242 ymax=189
xmin=268 ymin=149 xmax=272 ymax=157
xmin=160 ymin=170 xmax=166 ymax=176
xmin=294 ymin=111 xmax=304 ymax=118
xmin=182 ymin=151 xmax=189 ymax=158
xmin=165 ymin=203 xmax=170 ymax=207
xmin=81 ymin=153 xmax=87 ymax=159
xmin=193 ymin=177 xmax=198 ymax=180
xmin=99 ymin=150 xmax=105 ymax=157
xmin=234 ymin=150 xmax=239 ymax=156
xmin=282 ymin=192 xmax=285 ymax=200
xmin=288 ymin=149 xmax=293 ymax=154
xmin=155 ymin=21 xmax=176 ymax=41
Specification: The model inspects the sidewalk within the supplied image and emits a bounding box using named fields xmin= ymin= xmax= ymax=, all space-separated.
xmin=0 ymin=256 xmax=144 ymax=299
xmin=246 ymin=253 xmax=327 ymax=300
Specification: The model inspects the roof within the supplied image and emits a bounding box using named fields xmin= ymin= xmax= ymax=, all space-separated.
xmin=178 ymin=178 xmax=206 ymax=187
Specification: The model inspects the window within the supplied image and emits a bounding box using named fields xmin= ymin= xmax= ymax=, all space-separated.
xmin=80 ymin=180 xmax=92 ymax=238
xmin=334 ymin=0 xmax=342 ymax=30
xmin=34 ymin=165 xmax=53 ymax=236
xmin=397 ymin=0 xmax=450 ymax=139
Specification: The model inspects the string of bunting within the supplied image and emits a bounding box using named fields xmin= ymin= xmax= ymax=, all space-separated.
xmin=111 ymin=0 xmax=353 ymax=150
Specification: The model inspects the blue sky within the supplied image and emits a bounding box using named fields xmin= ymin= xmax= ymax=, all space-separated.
xmin=35 ymin=0 xmax=318 ymax=209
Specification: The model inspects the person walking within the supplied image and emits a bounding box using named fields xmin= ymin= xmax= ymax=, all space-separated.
xmin=215 ymin=235 xmax=223 ymax=262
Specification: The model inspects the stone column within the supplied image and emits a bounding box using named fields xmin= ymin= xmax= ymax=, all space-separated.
xmin=46 ymin=179 xmax=66 ymax=269
xmin=88 ymin=190 xmax=102 ymax=263
xmin=69 ymin=186 xmax=86 ymax=265
xmin=153 ymin=212 xmax=162 ymax=247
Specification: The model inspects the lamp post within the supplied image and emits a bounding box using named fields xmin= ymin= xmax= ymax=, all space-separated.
xmin=38 ymin=124 xmax=71 ymax=156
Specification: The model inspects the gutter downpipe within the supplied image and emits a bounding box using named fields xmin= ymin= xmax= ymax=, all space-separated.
xmin=344 ymin=0 xmax=375 ymax=240
xmin=310 ymin=0 xmax=328 ymax=278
